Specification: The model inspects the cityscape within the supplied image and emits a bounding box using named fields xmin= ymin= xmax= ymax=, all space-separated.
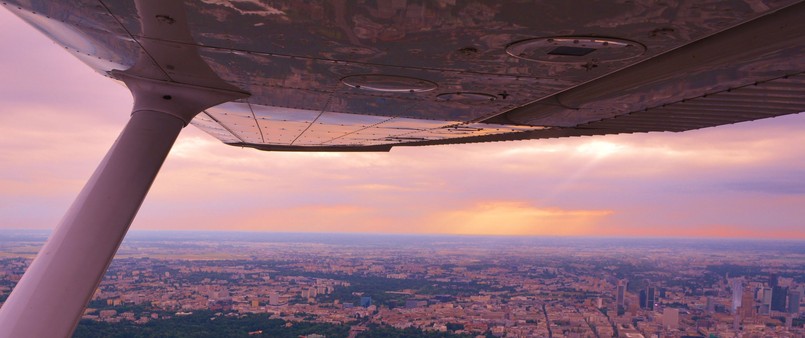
xmin=0 ymin=230 xmax=802 ymax=337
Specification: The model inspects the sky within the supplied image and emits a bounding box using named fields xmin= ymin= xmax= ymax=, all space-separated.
xmin=0 ymin=9 xmax=803 ymax=239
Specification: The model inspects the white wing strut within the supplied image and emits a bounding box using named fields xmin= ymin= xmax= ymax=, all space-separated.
xmin=0 ymin=75 xmax=246 ymax=337
xmin=0 ymin=1 xmax=248 ymax=335
xmin=0 ymin=111 xmax=183 ymax=337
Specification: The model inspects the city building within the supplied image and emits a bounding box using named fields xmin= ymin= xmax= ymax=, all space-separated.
xmin=639 ymin=280 xmax=655 ymax=311
xmin=772 ymin=286 xmax=789 ymax=311
xmin=706 ymin=296 xmax=715 ymax=314
xmin=760 ymin=287 xmax=772 ymax=315
xmin=663 ymin=308 xmax=679 ymax=330
xmin=741 ymin=286 xmax=755 ymax=320
xmin=731 ymin=279 xmax=743 ymax=314
xmin=617 ymin=279 xmax=628 ymax=313
xmin=788 ymin=289 xmax=801 ymax=315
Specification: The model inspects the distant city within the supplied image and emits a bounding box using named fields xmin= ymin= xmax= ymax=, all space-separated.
xmin=0 ymin=230 xmax=802 ymax=338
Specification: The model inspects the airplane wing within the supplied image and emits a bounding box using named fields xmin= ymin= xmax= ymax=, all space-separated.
xmin=4 ymin=0 xmax=804 ymax=152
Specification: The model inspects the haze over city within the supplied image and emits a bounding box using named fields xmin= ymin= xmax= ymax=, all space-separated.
xmin=2 ymin=230 xmax=803 ymax=337
xmin=1 ymin=9 xmax=804 ymax=239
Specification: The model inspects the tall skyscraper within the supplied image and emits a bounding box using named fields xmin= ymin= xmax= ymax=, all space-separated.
xmin=741 ymin=286 xmax=755 ymax=320
xmin=772 ymin=286 xmax=788 ymax=312
xmin=639 ymin=280 xmax=655 ymax=310
xmin=706 ymin=296 xmax=716 ymax=313
xmin=788 ymin=289 xmax=801 ymax=315
xmin=760 ymin=287 xmax=773 ymax=315
xmin=639 ymin=289 xmax=646 ymax=309
xmin=731 ymin=279 xmax=743 ymax=314
xmin=616 ymin=279 xmax=627 ymax=312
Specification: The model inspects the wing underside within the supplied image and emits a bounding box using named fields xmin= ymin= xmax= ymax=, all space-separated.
xmin=5 ymin=0 xmax=805 ymax=151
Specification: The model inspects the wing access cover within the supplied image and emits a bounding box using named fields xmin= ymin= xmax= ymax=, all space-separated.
xmin=4 ymin=0 xmax=805 ymax=151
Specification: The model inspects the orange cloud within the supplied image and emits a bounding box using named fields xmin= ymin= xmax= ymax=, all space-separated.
xmin=422 ymin=201 xmax=613 ymax=236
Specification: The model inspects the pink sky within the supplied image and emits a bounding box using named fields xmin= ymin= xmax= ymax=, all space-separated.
xmin=1 ymin=9 xmax=803 ymax=239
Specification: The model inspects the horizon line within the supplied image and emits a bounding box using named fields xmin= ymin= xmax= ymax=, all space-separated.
xmin=1 ymin=228 xmax=803 ymax=241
